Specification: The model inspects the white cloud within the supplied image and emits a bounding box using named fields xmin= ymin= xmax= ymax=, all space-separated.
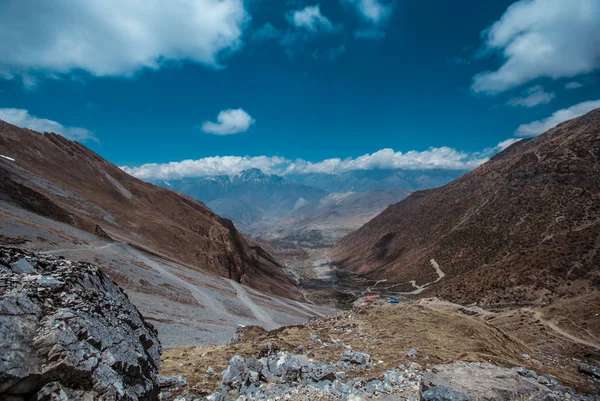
xmin=201 ymin=109 xmax=255 ymax=135
xmin=123 ymin=146 xmax=489 ymax=180
xmin=0 ymin=0 xmax=249 ymax=80
xmin=496 ymin=138 xmax=522 ymax=151
xmin=288 ymin=5 xmax=334 ymax=33
xmin=565 ymin=81 xmax=584 ymax=89
xmin=280 ymin=5 xmax=342 ymax=57
xmin=253 ymin=23 xmax=282 ymax=41
xmin=123 ymin=155 xmax=290 ymax=180
xmin=0 ymin=108 xmax=95 ymax=142
xmin=285 ymin=147 xmax=487 ymax=175
xmin=507 ymin=85 xmax=555 ymax=108
xmin=342 ymin=0 xmax=393 ymax=25
xmin=472 ymin=0 xmax=600 ymax=94
xmin=515 ymin=99 xmax=600 ymax=137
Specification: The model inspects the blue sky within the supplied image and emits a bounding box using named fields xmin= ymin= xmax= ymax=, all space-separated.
xmin=0 ymin=0 xmax=598 ymax=179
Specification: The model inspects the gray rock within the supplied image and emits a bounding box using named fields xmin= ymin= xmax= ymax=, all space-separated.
xmin=36 ymin=276 xmax=65 ymax=290
xmin=0 ymin=247 xmax=161 ymax=401
xmin=206 ymin=367 xmax=217 ymax=377
xmin=578 ymin=363 xmax=600 ymax=379
xmin=422 ymin=362 xmax=552 ymax=401
xmin=304 ymin=363 xmax=336 ymax=382
xmin=222 ymin=355 xmax=251 ymax=388
xmin=513 ymin=366 xmax=538 ymax=379
xmin=9 ymin=258 xmax=36 ymax=274
xmin=35 ymin=381 xmax=97 ymax=401
xmin=258 ymin=342 xmax=280 ymax=358
xmin=537 ymin=375 xmax=556 ymax=385
xmin=421 ymin=386 xmax=472 ymax=401
xmin=295 ymin=345 xmax=304 ymax=354
xmin=406 ymin=348 xmax=418 ymax=358
xmin=158 ymin=375 xmax=187 ymax=389
xmin=206 ymin=392 xmax=225 ymax=401
xmin=341 ymin=350 xmax=372 ymax=365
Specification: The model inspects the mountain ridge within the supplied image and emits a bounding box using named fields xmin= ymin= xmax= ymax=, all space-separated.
xmin=333 ymin=108 xmax=600 ymax=305
xmin=0 ymin=119 xmax=299 ymax=299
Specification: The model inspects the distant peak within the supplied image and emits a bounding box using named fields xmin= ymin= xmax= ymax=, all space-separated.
xmin=238 ymin=168 xmax=266 ymax=178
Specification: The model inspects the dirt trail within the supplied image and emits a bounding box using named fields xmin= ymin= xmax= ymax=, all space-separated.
xmin=40 ymin=242 xmax=117 ymax=254
xmin=525 ymin=308 xmax=600 ymax=352
xmin=117 ymin=245 xmax=245 ymax=324
xmin=45 ymin=242 xmax=252 ymax=325
xmin=227 ymin=280 xmax=278 ymax=329
xmin=394 ymin=258 xmax=446 ymax=295
xmin=293 ymin=300 xmax=327 ymax=317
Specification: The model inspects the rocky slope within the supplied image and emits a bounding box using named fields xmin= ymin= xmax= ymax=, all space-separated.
xmin=0 ymin=120 xmax=298 ymax=299
xmin=159 ymin=298 xmax=600 ymax=400
xmin=0 ymin=246 xmax=162 ymax=400
xmin=333 ymin=108 xmax=600 ymax=305
xmin=155 ymin=169 xmax=463 ymax=249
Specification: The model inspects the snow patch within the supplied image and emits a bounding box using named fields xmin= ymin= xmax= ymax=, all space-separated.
xmin=0 ymin=154 xmax=15 ymax=162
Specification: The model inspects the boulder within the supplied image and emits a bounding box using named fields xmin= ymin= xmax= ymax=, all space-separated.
xmin=421 ymin=362 xmax=552 ymax=401
xmin=8 ymin=258 xmax=36 ymax=274
xmin=222 ymin=355 xmax=251 ymax=388
xmin=0 ymin=246 xmax=162 ymax=400
xmin=157 ymin=376 xmax=187 ymax=389
xmin=303 ymin=363 xmax=336 ymax=382
xmin=421 ymin=386 xmax=472 ymax=401
xmin=341 ymin=350 xmax=372 ymax=366
xmin=578 ymin=363 xmax=600 ymax=380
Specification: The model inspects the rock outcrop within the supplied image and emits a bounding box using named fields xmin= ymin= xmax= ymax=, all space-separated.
xmin=0 ymin=246 xmax=162 ymax=400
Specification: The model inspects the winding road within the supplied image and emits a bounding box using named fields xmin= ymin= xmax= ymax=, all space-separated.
xmin=395 ymin=258 xmax=446 ymax=295
xmin=525 ymin=308 xmax=600 ymax=352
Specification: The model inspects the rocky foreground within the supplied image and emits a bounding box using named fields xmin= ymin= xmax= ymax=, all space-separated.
xmin=0 ymin=247 xmax=162 ymax=400
xmin=2 ymin=247 xmax=599 ymax=400
xmin=160 ymin=343 xmax=600 ymax=401
xmin=161 ymin=300 xmax=600 ymax=400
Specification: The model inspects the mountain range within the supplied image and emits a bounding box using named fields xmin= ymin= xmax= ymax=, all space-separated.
xmin=333 ymin=108 xmax=600 ymax=306
xmin=155 ymin=168 xmax=467 ymax=247
xmin=0 ymin=119 xmax=337 ymax=347
xmin=154 ymin=169 xmax=327 ymax=224
xmin=287 ymin=168 xmax=468 ymax=193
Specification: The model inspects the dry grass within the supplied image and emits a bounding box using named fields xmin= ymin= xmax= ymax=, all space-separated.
xmin=160 ymin=300 xmax=598 ymax=396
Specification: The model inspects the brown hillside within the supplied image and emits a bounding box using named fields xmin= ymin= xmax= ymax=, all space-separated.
xmin=0 ymin=119 xmax=299 ymax=299
xmin=333 ymin=108 xmax=600 ymax=305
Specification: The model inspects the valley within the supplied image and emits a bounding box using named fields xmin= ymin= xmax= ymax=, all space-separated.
xmin=2 ymin=109 xmax=600 ymax=400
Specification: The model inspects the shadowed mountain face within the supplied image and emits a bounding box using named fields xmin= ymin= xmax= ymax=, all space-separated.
xmin=333 ymin=109 xmax=600 ymax=305
xmin=0 ymin=120 xmax=299 ymax=299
